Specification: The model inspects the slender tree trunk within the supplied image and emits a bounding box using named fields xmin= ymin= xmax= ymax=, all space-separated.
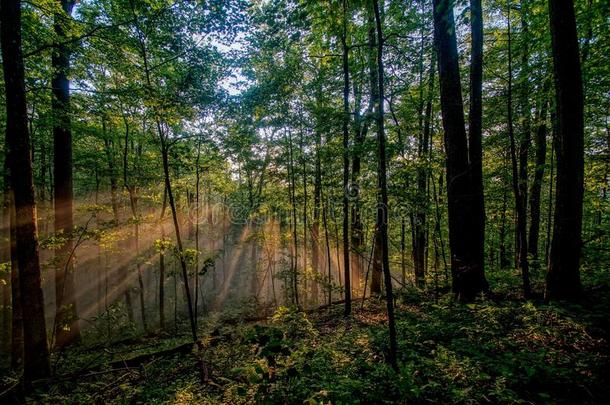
xmin=102 ymin=122 xmax=120 ymax=224
xmin=499 ymin=184 xmax=510 ymax=268
xmin=1 ymin=0 xmax=50 ymax=379
xmin=433 ymin=0 xmax=488 ymax=301
xmin=431 ymin=171 xmax=449 ymax=284
xmin=544 ymin=115 xmax=556 ymax=265
xmin=122 ymin=115 xmax=147 ymax=331
xmin=323 ymin=199 xmax=333 ymax=306
xmin=413 ymin=3 xmax=427 ymax=286
xmin=372 ymin=0 xmax=398 ymax=371
xmin=546 ymin=0 xmax=584 ymax=301
xmin=300 ymin=130 xmax=308 ymax=306
xmin=507 ymin=3 xmax=531 ymax=297
xmin=518 ymin=1 xmax=532 ymax=242
xmin=370 ymin=228 xmax=382 ymax=295
xmin=414 ymin=47 xmax=436 ymax=288
xmin=136 ymin=231 xmax=147 ymax=332
xmin=468 ymin=0 xmax=486 ymax=285
xmin=340 ymin=0 xmax=351 ymax=316
xmin=194 ymin=142 xmax=201 ymax=325
xmin=158 ymin=223 xmax=169 ymax=327
xmin=311 ymin=127 xmax=322 ymax=306
xmin=287 ymin=130 xmax=300 ymax=308
xmin=52 ymin=0 xmax=80 ymax=347
xmin=349 ymin=11 xmax=375 ymax=298
xmin=528 ymin=85 xmax=550 ymax=262
xmin=161 ymin=142 xmax=198 ymax=341
xmin=332 ymin=207 xmax=343 ymax=294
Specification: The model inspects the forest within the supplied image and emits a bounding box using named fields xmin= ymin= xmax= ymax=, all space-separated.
xmin=0 ymin=0 xmax=608 ymax=403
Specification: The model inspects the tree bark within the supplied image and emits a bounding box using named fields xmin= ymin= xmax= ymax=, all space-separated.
xmin=528 ymin=84 xmax=550 ymax=261
xmin=432 ymin=0 xmax=488 ymax=301
xmin=372 ymin=0 xmax=398 ymax=371
xmin=102 ymin=119 xmax=120 ymax=224
xmin=300 ymin=130 xmax=308 ymax=306
xmin=507 ymin=2 xmax=531 ymax=297
xmin=311 ymin=126 xmax=322 ymax=306
xmin=414 ymin=45 xmax=436 ymax=287
xmin=468 ymin=0 xmax=486 ymax=284
xmin=546 ymin=0 xmax=584 ymax=301
xmin=161 ymin=142 xmax=198 ymax=342
xmin=340 ymin=0 xmax=351 ymax=316
xmin=287 ymin=129 xmax=300 ymax=308
xmin=52 ymin=0 xmax=80 ymax=347
xmin=1 ymin=0 xmax=51 ymax=380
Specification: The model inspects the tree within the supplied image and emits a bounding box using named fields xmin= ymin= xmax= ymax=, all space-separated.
xmin=52 ymin=0 xmax=80 ymax=347
xmin=507 ymin=1 xmax=531 ymax=297
xmin=545 ymin=0 xmax=584 ymax=301
xmin=1 ymin=0 xmax=51 ymax=381
xmin=528 ymin=83 xmax=550 ymax=261
xmin=432 ymin=0 xmax=488 ymax=301
xmin=371 ymin=0 xmax=398 ymax=371
xmin=468 ymin=0 xmax=485 ymax=285
xmin=340 ymin=0 xmax=352 ymax=316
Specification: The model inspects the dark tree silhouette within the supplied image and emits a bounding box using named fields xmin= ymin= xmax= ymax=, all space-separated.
xmin=546 ymin=0 xmax=584 ymax=301
xmin=433 ymin=0 xmax=488 ymax=301
xmin=1 ymin=0 xmax=51 ymax=381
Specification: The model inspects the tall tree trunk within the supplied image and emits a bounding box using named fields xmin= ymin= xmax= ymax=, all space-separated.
xmin=528 ymin=85 xmax=550 ymax=262
xmin=468 ymin=0 xmax=486 ymax=285
xmin=52 ymin=0 xmax=80 ymax=347
xmin=311 ymin=127 xmax=322 ymax=306
xmin=431 ymin=171 xmax=449 ymax=284
xmin=544 ymin=113 xmax=557 ymax=265
xmin=124 ymin=119 xmax=147 ymax=332
xmin=414 ymin=45 xmax=436 ymax=287
xmin=287 ymin=129 xmax=300 ymax=308
xmin=102 ymin=119 xmax=120 ymax=224
xmin=161 ymin=142 xmax=198 ymax=342
xmin=546 ymin=0 xmax=584 ymax=301
xmin=372 ymin=0 xmax=398 ymax=371
xmin=349 ymin=10 xmax=376 ymax=298
xmin=159 ymin=243 xmax=166 ymax=330
xmin=507 ymin=2 xmax=531 ymax=297
xmin=300 ymin=130 xmax=308 ymax=306
xmin=432 ymin=0 xmax=488 ymax=301
xmin=366 ymin=5 xmax=383 ymax=296
xmin=340 ymin=0 xmax=351 ymax=316
xmin=194 ymin=141 xmax=201 ymax=325
xmin=322 ymin=198 xmax=333 ymax=306
xmin=413 ymin=7 xmax=426 ymax=287
xmin=518 ymin=1 xmax=532 ymax=238
xmin=1 ymin=0 xmax=51 ymax=380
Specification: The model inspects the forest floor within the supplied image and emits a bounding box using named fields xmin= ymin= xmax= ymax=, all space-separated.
xmin=2 ymin=282 xmax=610 ymax=404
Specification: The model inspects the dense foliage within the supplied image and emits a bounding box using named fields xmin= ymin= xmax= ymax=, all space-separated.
xmin=0 ymin=0 xmax=608 ymax=403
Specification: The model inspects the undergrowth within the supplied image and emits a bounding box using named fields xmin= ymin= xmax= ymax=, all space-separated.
xmin=2 ymin=288 xmax=609 ymax=404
